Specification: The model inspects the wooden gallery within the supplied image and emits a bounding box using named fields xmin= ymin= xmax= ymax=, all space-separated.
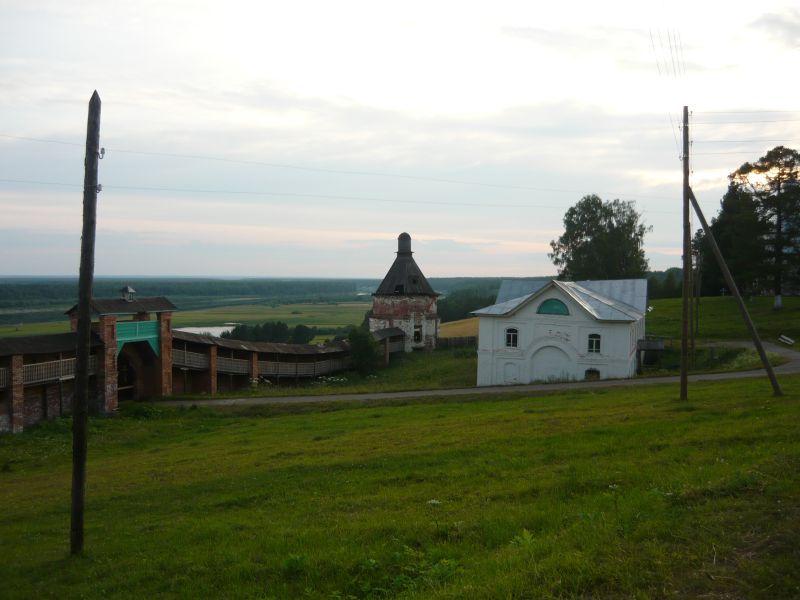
xmin=0 ymin=232 xmax=437 ymax=434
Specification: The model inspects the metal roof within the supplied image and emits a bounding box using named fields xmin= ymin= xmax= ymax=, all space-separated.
xmin=371 ymin=327 xmax=406 ymax=341
xmin=373 ymin=233 xmax=438 ymax=296
xmin=65 ymin=297 xmax=177 ymax=316
xmin=0 ymin=332 xmax=101 ymax=357
xmin=472 ymin=278 xmax=646 ymax=322
xmin=172 ymin=330 xmax=349 ymax=355
xmin=494 ymin=278 xmax=551 ymax=304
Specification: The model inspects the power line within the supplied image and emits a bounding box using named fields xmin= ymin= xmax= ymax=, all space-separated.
xmin=692 ymin=119 xmax=800 ymax=125
xmin=0 ymin=133 xmax=83 ymax=147
xmin=693 ymin=110 xmax=800 ymax=114
xmin=0 ymin=133 xmax=678 ymax=201
xmin=648 ymin=29 xmax=662 ymax=77
xmin=694 ymin=139 xmax=796 ymax=144
xmin=692 ymin=151 xmax=774 ymax=156
xmin=676 ymin=29 xmax=687 ymax=78
xmin=0 ymin=177 xmax=684 ymax=214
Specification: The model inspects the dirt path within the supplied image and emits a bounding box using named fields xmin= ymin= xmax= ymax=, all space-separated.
xmin=160 ymin=341 xmax=800 ymax=408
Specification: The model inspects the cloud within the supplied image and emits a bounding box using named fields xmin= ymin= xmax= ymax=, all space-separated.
xmin=752 ymin=9 xmax=800 ymax=47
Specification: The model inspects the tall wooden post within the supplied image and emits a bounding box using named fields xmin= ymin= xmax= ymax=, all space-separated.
xmin=680 ymin=106 xmax=690 ymax=400
xmin=71 ymin=91 xmax=101 ymax=555
xmin=688 ymin=189 xmax=783 ymax=396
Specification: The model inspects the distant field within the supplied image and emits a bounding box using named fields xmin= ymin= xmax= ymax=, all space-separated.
xmin=171 ymin=302 xmax=371 ymax=329
xmin=2 ymin=376 xmax=798 ymax=598
xmin=0 ymin=302 xmax=371 ymax=338
xmin=2 ymin=296 xmax=798 ymax=344
xmin=440 ymin=317 xmax=478 ymax=338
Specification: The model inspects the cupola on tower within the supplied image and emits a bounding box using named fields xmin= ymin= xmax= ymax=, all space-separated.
xmin=369 ymin=233 xmax=440 ymax=351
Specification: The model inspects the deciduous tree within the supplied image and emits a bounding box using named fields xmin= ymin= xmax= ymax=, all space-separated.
xmin=549 ymin=195 xmax=651 ymax=280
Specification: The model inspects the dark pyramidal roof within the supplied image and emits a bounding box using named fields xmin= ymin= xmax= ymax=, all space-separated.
xmin=374 ymin=233 xmax=438 ymax=296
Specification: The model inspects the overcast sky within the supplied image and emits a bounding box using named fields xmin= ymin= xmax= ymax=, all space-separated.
xmin=1 ymin=1 xmax=799 ymax=278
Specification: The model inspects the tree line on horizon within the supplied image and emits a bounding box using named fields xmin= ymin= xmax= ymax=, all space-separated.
xmin=546 ymin=145 xmax=799 ymax=307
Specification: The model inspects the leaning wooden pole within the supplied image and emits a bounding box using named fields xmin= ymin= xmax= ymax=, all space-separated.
xmin=688 ymin=188 xmax=783 ymax=397
xmin=71 ymin=91 xmax=101 ymax=555
xmin=680 ymin=106 xmax=690 ymax=400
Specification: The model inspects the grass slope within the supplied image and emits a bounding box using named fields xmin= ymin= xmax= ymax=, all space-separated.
xmin=2 ymin=377 xmax=799 ymax=599
xmin=647 ymin=296 xmax=800 ymax=341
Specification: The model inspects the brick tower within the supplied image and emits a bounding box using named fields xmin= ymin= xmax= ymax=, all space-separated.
xmin=369 ymin=233 xmax=440 ymax=351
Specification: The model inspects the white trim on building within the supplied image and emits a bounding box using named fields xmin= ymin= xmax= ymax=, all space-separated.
xmin=473 ymin=279 xmax=647 ymax=386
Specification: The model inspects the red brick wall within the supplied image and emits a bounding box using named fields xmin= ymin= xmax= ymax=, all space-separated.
xmin=158 ymin=312 xmax=173 ymax=396
xmin=97 ymin=315 xmax=118 ymax=414
xmin=10 ymin=355 xmax=24 ymax=433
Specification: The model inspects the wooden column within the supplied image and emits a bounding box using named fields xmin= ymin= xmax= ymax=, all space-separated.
xmin=96 ymin=314 xmax=118 ymax=414
xmin=207 ymin=345 xmax=218 ymax=394
xmin=158 ymin=312 xmax=173 ymax=396
xmin=249 ymin=352 xmax=258 ymax=381
xmin=10 ymin=355 xmax=24 ymax=433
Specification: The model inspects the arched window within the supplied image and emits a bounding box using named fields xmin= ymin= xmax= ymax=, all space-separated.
xmin=537 ymin=298 xmax=569 ymax=315
xmin=505 ymin=327 xmax=518 ymax=348
xmin=588 ymin=333 xmax=601 ymax=353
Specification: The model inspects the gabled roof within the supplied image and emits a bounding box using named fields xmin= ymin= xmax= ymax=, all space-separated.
xmin=0 ymin=332 xmax=101 ymax=357
xmin=172 ymin=330 xmax=349 ymax=355
xmin=373 ymin=233 xmax=438 ymax=297
xmin=495 ymin=278 xmax=550 ymax=304
xmin=65 ymin=297 xmax=177 ymax=317
xmin=472 ymin=279 xmax=646 ymax=322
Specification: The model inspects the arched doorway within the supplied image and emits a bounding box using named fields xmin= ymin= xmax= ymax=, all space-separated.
xmin=117 ymin=341 xmax=158 ymax=400
xmin=531 ymin=346 xmax=572 ymax=382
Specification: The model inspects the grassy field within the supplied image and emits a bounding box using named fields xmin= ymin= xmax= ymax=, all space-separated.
xmin=647 ymin=296 xmax=800 ymax=341
xmin=2 ymin=376 xmax=799 ymax=598
xmin=0 ymin=302 xmax=372 ymax=339
xmin=175 ymin=344 xmax=784 ymax=401
xmin=438 ymin=296 xmax=800 ymax=344
xmin=3 ymin=296 xmax=797 ymax=344
xmin=180 ymin=348 xmax=478 ymax=399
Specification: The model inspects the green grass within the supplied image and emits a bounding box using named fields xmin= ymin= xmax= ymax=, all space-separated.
xmin=641 ymin=346 xmax=788 ymax=377
xmin=0 ymin=320 xmax=71 ymax=337
xmin=1 ymin=377 xmax=799 ymax=598
xmin=179 ymin=348 xmax=478 ymax=399
xmin=647 ymin=295 xmax=800 ymax=341
xmin=0 ymin=302 xmax=370 ymax=339
xmin=172 ymin=302 xmax=371 ymax=329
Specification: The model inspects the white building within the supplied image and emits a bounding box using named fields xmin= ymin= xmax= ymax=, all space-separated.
xmin=473 ymin=279 xmax=647 ymax=386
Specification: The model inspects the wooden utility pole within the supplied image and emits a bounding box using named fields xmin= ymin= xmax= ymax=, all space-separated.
xmin=680 ymin=106 xmax=690 ymax=400
xmin=71 ymin=91 xmax=101 ymax=555
xmin=688 ymin=189 xmax=783 ymax=396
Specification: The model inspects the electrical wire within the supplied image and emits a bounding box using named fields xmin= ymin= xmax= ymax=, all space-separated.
xmin=0 ymin=133 xmax=678 ymax=201
xmin=692 ymin=119 xmax=800 ymax=125
xmin=0 ymin=177 xmax=684 ymax=214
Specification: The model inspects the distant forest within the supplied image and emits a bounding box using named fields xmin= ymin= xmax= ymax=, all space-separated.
xmin=0 ymin=273 xmax=681 ymax=326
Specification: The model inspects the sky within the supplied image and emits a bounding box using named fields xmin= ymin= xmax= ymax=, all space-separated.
xmin=1 ymin=0 xmax=799 ymax=278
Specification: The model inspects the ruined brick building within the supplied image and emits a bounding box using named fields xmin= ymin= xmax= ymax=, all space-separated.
xmin=369 ymin=233 xmax=440 ymax=351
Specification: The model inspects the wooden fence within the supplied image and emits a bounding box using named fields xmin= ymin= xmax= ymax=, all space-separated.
xmin=437 ymin=336 xmax=477 ymax=349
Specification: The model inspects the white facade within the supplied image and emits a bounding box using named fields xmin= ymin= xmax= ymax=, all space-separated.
xmin=474 ymin=280 xmax=646 ymax=386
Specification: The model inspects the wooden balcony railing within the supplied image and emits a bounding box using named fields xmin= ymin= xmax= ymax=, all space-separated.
xmin=172 ymin=349 xmax=210 ymax=370
xmin=217 ymin=356 xmax=250 ymax=374
xmin=21 ymin=356 xmax=98 ymax=386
